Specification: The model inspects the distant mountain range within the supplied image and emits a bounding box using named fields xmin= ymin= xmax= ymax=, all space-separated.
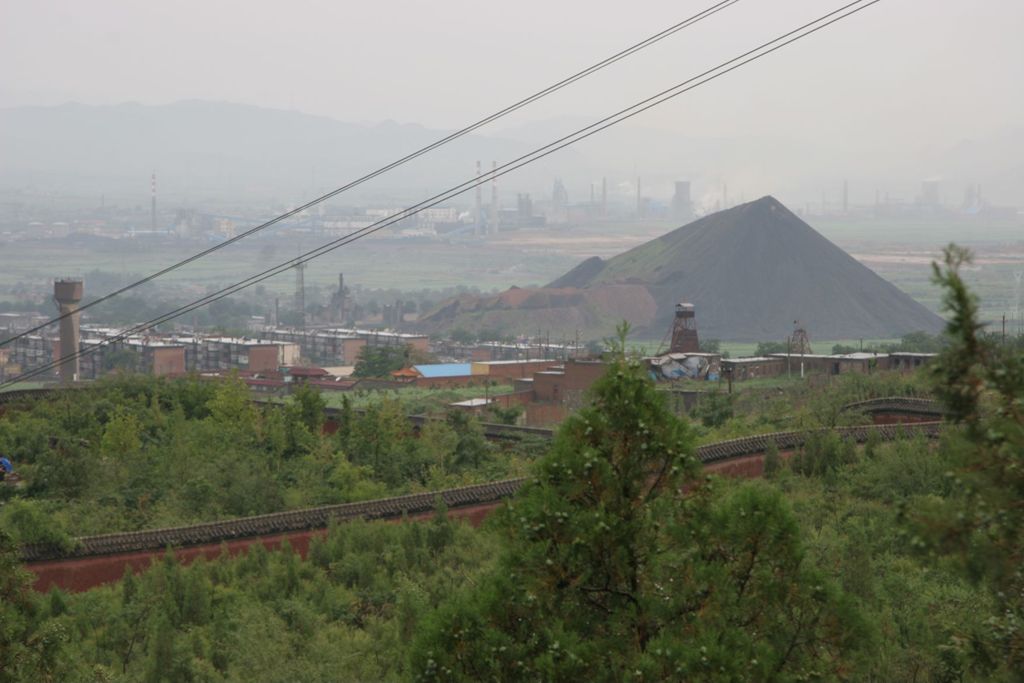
xmin=2 ymin=100 xmax=1021 ymax=208
xmin=0 ymin=100 xmax=569 ymax=204
xmin=418 ymin=196 xmax=945 ymax=341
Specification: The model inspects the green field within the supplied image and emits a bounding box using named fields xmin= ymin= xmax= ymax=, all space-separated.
xmin=812 ymin=216 xmax=1024 ymax=246
xmin=2 ymin=214 xmax=1020 ymax=335
xmin=319 ymin=383 xmax=515 ymax=414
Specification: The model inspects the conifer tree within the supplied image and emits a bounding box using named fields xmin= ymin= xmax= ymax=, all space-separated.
xmin=411 ymin=324 xmax=863 ymax=681
xmin=922 ymin=245 xmax=1024 ymax=674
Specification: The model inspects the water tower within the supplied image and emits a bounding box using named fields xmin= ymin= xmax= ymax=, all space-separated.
xmin=54 ymin=278 xmax=83 ymax=384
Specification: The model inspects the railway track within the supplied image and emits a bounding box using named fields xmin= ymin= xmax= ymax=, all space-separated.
xmin=19 ymin=420 xmax=943 ymax=565
xmin=841 ymin=396 xmax=946 ymax=419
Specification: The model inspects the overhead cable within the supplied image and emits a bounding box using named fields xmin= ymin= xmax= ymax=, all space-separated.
xmin=0 ymin=0 xmax=741 ymax=349
xmin=0 ymin=0 xmax=883 ymax=389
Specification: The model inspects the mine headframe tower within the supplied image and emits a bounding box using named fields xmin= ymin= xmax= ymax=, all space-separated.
xmin=669 ymin=302 xmax=700 ymax=354
xmin=790 ymin=321 xmax=813 ymax=355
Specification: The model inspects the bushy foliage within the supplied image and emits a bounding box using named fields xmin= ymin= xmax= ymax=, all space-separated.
xmin=0 ymin=529 xmax=68 ymax=683
xmin=1 ymin=512 xmax=497 ymax=682
xmin=411 ymin=332 xmax=865 ymax=681
xmin=692 ymin=389 xmax=734 ymax=428
xmin=352 ymin=345 xmax=413 ymax=378
xmin=0 ymin=374 xmax=533 ymax=538
xmin=911 ymin=245 xmax=1024 ymax=674
xmin=755 ymin=340 xmax=789 ymax=355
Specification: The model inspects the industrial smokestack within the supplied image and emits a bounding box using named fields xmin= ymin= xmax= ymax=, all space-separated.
xmin=671 ymin=181 xmax=693 ymax=222
xmin=474 ymin=161 xmax=482 ymax=236
xmin=54 ymin=278 xmax=84 ymax=384
xmin=490 ymin=161 xmax=499 ymax=235
xmin=669 ymin=302 xmax=700 ymax=354
xmin=601 ymin=177 xmax=607 ymax=218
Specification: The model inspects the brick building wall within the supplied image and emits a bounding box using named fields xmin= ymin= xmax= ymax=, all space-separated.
xmin=247 ymin=346 xmax=282 ymax=372
xmin=149 ymin=347 xmax=186 ymax=376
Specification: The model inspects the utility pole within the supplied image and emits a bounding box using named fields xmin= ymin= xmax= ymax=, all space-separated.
xmin=474 ymin=160 xmax=482 ymax=236
xmin=490 ymin=160 xmax=499 ymax=235
xmin=786 ymin=336 xmax=792 ymax=378
xmin=295 ymin=261 xmax=307 ymax=348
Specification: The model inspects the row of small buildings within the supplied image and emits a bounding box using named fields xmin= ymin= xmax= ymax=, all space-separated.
xmin=3 ymin=326 xmax=431 ymax=381
xmin=396 ymin=350 xmax=937 ymax=427
xmin=718 ymin=351 xmax=936 ymax=381
xmin=385 ymin=358 xmax=612 ymax=426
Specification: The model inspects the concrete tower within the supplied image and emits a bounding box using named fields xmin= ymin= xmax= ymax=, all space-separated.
xmin=671 ymin=181 xmax=693 ymax=222
xmin=54 ymin=278 xmax=83 ymax=384
xmin=669 ymin=302 xmax=700 ymax=354
xmin=330 ymin=272 xmax=348 ymax=324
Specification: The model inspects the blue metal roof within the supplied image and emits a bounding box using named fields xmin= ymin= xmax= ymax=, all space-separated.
xmin=414 ymin=363 xmax=473 ymax=378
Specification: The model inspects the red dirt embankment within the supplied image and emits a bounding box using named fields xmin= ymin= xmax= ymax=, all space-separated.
xmin=28 ymin=502 xmax=501 ymax=593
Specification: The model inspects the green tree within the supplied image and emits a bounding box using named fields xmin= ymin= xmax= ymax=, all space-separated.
xmin=699 ymin=338 xmax=721 ymax=354
xmin=418 ymin=420 xmax=458 ymax=474
xmin=290 ymin=383 xmax=326 ymax=434
xmin=336 ymin=393 xmax=355 ymax=451
xmin=0 ymin=500 xmax=73 ymax=551
xmin=348 ymin=399 xmax=423 ymax=487
xmin=487 ymin=404 xmax=522 ymax=426
xmin=99 ymin=407 xmax=143 ymax=459
xmin=446 ymin=411 xmax=489 ymax=472
xmin=449 ymin=328 xmax=475 ymax=344
xmin=756 ymin=340 xmax=789 ymax=356
xmin=693 ymin=390 xmax=734 ymax=428
xmin=206 ymin=373 xmax=258 ymax=439
xmin=763 ymin=438 xmax=781 ymax=478
xmin=918 ymin=245 xmax=1024 ymax=675
xmin=352 ymin=345 xmax=410 ymax=378
xmin=0 ymin=530 xmax=68 ymax=682
xmin=103 ymin=347 xmax=141 ymax=373
xmin=411 ymin=324 xmax=863 ymax=681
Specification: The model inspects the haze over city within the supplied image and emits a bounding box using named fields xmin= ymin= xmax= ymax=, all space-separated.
xmin=1 ymin=2 xmax=1023 ymax=681
xmin=2 ymin=0 xmax=1023 ymax=206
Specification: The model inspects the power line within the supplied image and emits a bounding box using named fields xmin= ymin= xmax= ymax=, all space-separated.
xmin=2 ymin=0 xmax=881 ymax=389
xmin=0 ymin=0 xmax=741 ymax=350
xmin=1 ymin=0 xmax=883 ymax=389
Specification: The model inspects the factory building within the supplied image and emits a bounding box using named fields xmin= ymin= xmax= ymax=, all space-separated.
xmin=263 ymin=329 xmax=366 ymax=366
xmin=198 ymin=337 xmax=300 ymax=373
xmin=78 ymin=338 xmax=187 ymax=379
xmin=264 ymin=327 xmax=427 ymax=364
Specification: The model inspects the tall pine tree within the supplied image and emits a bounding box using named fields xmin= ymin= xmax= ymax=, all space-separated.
xmin=411 ymin=324 xmax=863 ymax=682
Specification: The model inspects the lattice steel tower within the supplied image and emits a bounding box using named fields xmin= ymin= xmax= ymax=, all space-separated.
xmin=790 ymin=322 xmax=813 ymax=355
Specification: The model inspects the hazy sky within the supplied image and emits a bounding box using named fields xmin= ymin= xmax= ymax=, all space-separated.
xmin=2 ymin=0 xmax=1023 ymax=205
xmin=3 ymin=0 xmax=1020 ymax=133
